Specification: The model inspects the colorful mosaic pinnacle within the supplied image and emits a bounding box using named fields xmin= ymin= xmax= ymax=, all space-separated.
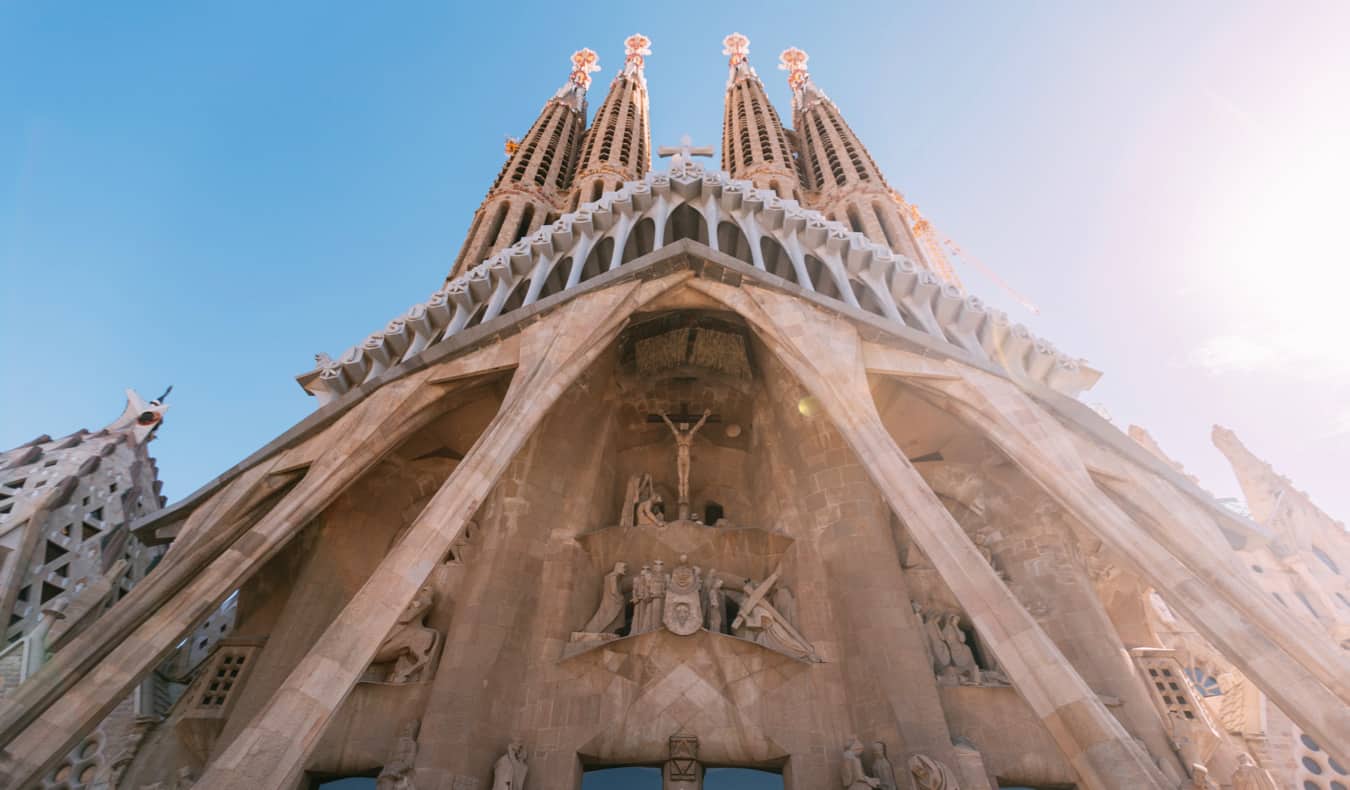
xmin=568 ymin=47 xmax=600 ymax=89
xmin=778 ymin=46 xmax=810 ymax=91
xmin=722 ymin=32 xmax=750 ymax=67
xmin=624 ymin=33 xmax=651 ymax=69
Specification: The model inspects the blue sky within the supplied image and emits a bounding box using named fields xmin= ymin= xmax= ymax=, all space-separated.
xmin=3 ymin=1 xmax=1348 ymax=525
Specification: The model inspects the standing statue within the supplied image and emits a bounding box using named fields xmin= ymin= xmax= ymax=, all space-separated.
xmin=1231 ymin=754 xmax=1278 ymax=790
xmin=841 ymin=737 xmax=880 ymax=789
xmin=376 ymin=720 xmax=419 ymax=790
xmin=917 ymin=606 xmax=952 ymax=677
xmin=491 ymin=738 xmax=528 ymax=790
xmin=648 ymin=560 xmax=668 ymax=630
xmin=372 ymin=585 xmax=440 ymax=683
xmin=706 ymin=573 xmax=726 ymax=634
xmin=940 ymin=614 xmax=981 ymax=685
xmin=580 ymin=562 xmax=628 ymax=634
xmin=630 ymin=564 xmax=651 ymax=633
xmin=869 ymin=741 xmax=897 ymax=790
xmin=907 ymin=754 xmax=960 ymax=790
xmin=660 ymin=408 xmax=712 ymax=517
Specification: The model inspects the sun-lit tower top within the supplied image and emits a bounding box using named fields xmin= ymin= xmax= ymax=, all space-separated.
xmin=570 ymin=34 xmax=653 ymax=210
xmin=449 ymin=49 xmax=595 ymax=280
xmin=780 ymin=47 xmax=928 ymax=266
xmin=719 ymin=33 xmax=801 ymax=200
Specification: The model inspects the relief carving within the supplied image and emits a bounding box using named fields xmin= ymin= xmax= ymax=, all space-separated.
xmin=371 ymin=584 xmax=440 ymax=683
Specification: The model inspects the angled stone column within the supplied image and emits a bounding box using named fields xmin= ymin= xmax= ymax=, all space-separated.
xmin=197 ymin=277 xmax=685 ymax=789
xmin=689 ymin=279 xmax=1171 ymax=790
xmin=881 ymin=356 xmax=1350 ymax=765
xmin=0 ymin=360 xmax=501 ymax=787
xmin=0 ymin=367 xmax=480 ymax=783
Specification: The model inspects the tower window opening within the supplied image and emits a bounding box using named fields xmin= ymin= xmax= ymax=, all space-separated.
xmin=511 ymin=204 xmax=536 ymax=245
xmin=846 ymin=205 xmax=865 ymax=235
xmin=482 ymin=201 xmax=511 ymax=259
xmin=873 ymin=201 xmax=900 ymax=249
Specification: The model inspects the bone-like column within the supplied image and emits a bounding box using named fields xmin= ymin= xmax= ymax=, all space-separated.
xmin=197 ymin=277 xmax=677 ymax=789
xmin=0 ymin=371 xmax=466 ymax=787
xmin=688 ymin=279 xmax=1171 ymax=790
xmin=907 ymin=364 xmax=1350 ymax=766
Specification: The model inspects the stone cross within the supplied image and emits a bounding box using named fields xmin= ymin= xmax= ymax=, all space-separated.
xmin=657 ymin=134 xmax=714 ymax=170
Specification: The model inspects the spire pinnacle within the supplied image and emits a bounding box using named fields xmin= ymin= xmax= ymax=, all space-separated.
xmin=624 ymin=33 xmax=651 ymax=72
xmin=778 ymin=47 xmax=810 ymax=91
xmin=568 ymin=48 xmax=601 ymax=90
xmin=723 ymin=33 xmax=750 ymax=68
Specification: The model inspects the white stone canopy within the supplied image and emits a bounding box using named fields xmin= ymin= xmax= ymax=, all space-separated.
xmin=302 ymin=160 xmax=1099 ymax=404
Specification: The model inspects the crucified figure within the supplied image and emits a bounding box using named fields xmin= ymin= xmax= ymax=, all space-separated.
xmin=661 ymin=408 xmax=712 ymax=510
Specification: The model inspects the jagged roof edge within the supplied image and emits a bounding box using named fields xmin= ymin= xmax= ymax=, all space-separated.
xmin=134 ymin=241 xmax=1259 ymax=549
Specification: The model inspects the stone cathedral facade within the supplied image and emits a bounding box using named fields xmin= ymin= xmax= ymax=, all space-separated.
xmin=2 ymin=34 xmax=1347 ymax=790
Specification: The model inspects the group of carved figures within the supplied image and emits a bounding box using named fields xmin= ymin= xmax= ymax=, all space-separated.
xmin=841 ymin=737 xmax=959 ymax=790
xmin=913 ymin=604 xmax=1007 ymax=687
xmin=575 ymin=558 xmax=820 ymax=661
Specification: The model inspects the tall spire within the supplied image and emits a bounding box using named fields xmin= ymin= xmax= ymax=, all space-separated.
xmin=570 ymin=34 xmax=653 ymax=210
xmin=779 ymin=47 xmax=930 ymax=268
xmin=449 ymin=49 xmax=595 ymax=280
xmin=719 ymin=33 xmax=801 ymax=200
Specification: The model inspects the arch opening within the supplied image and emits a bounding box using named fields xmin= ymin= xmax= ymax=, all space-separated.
xmin=665 ymin=204 xmax=709 ymax=246
xmin=622 ymin=217 xmax=657 ymax=265
xmin=716 ymin=221 xmax=754 ymax=266
xmin=761 ymin=236 xmax=793 ymax=281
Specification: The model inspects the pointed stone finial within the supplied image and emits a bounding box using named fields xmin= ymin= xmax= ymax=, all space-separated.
xmin=568 ymin=48 xmax=601 ymax=90
xmin=624 ymin=33 xmax=651 ymax=71
xmin=778 ymin=47 xmax=810 ymax=91
xmin=723 ymin=33 xmax=750 ymax=68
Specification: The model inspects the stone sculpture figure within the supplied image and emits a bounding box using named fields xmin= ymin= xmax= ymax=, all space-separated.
xmin=907 ymin=754 xmax=959 ymax=790
xmin=917 ymin=606 xmax=952 ymax=677
xmin=869 ymin=741 xmax=897 ymax=790
xmin=841 ymin=737 xmax=880 ymax=789
xmin=580 ymin=562 xmax=628 ymax=634
xmin=376 ymin=720 xmax=419 ymax=790
xmin=629 ymin=564 xmax=649 ymax=633
xmin=706 ymin=573 xmax=726 ymax=634
xmin=636 ymin=491 xmax=666 ymax=526
xmin=372 ymin=584 xmax=439 ymax=683
xmin=734 ymin=577 xmax=821 ymax=661
xmin=491 ymin=738 xmax=528 ymax=790
xmin=940 ymin=614 xmax=980 ymax=685
xmin=1230 ymin=754 xmax=1278 ymax=790
xmin=660 ymin=408 xmax=711 ymax=513
xmin=663 ymin=555 xmax=704 ymax=635
xmin=648 ymin=559 xmax=668 ymax=630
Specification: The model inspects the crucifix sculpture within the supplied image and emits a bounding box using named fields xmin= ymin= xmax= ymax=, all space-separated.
xmin=657 ymin=134 xmax=714 ymax=171
xmin=648 ymin=403 xmax=719 ymax=520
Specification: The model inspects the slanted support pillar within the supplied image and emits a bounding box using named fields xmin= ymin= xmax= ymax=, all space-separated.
xmin=197 ymin=277 xmax=684 ymax=789
xmin=909 ymin=368 xmax=1350 ymax=764
xmin=689 ymin=279 xmax=1171 ymax=790
xmin=0 ymin=369 xmax=470 ymax=787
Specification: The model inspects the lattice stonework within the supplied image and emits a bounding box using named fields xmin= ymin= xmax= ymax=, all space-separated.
xmin=194 ymin=644 xmax=258 ymax=711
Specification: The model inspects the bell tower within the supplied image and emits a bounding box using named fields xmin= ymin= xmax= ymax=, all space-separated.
xmin=719 ymin=33 xmax=801 ymax=201
xmin=449 ymin=48 xmax=596 ymax=280
xmin=779 ymin=47 xmax=928 ymax=265
xmin=570 ymin=34 xmax=653 ymax=210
